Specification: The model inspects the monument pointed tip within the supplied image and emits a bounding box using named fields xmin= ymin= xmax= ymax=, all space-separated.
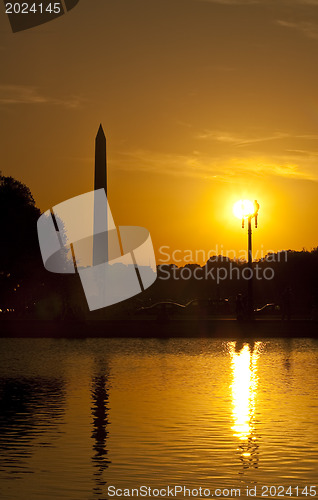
xmin=97 ymin=124 xmax=106 ymax=139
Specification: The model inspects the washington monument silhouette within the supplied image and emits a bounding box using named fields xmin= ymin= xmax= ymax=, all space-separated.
xmin=93 ymin=125 xmax=108 ymax=266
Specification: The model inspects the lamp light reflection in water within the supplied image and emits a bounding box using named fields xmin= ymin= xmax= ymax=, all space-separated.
xmin=229 ymin=341 xmax=263 ymax=470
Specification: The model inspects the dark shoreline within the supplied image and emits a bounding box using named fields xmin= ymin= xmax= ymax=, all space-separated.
xmin=0 ymin=318 xmax=317 ymax=339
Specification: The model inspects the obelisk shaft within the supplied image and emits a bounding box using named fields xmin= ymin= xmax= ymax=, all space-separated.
xmin=93 ymin=124 xmax=108 ymax=266
xmin=94 ymin=124 xmax=107 ymax=194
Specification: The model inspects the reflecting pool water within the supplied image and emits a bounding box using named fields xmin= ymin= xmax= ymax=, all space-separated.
xmin=0 ymin=338 xmax=317 ymax=500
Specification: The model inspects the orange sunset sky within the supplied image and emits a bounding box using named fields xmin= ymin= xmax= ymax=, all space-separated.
xmin=1 ymin=0 xmax=318 ymax=265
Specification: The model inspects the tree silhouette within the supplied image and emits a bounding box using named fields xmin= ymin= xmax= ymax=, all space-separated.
xmin=0 ymin=174 xmax=40 ymax=273
xmin=0 ymin=174 xmax=43 ymax=311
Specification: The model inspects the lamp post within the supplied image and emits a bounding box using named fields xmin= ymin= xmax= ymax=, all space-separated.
xmin=234 ymin=199 xmax=260 ymax=320
xmin=241 ymin=200 xmax=259 ymax=319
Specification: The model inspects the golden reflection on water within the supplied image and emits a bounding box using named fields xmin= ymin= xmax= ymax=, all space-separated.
xmin=229 ymin=341 xmax=263 ymax=470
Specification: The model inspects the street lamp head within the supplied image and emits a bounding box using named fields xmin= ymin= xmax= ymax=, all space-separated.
xmin=233 ymin=199 xmax=254 ymax=220
xmin=233 ymin=199 xmax=260 ymax=228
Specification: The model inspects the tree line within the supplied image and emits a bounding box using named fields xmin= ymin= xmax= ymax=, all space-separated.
xmin=1 ymin=174 xmax=317 ymax=319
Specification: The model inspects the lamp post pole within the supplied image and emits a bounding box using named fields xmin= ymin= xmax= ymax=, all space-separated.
xmin=241 ymin=200 xmax=259 ymax=320
xmin=247 ymin=216 xmax=253 ymax=319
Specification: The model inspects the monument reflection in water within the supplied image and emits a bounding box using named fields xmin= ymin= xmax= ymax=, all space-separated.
xmin=229 ymin=342 xmax=263 ymax=471
xmin=91 ymin=360 xmax=111 ymax=497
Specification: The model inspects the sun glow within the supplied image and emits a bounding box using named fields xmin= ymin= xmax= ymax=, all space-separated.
xmin=233 ymin=199 xmax=255 ymax=219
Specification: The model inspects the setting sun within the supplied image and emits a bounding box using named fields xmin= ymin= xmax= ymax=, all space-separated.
xmin=233 ymin=199 xmax=255 ymax=220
